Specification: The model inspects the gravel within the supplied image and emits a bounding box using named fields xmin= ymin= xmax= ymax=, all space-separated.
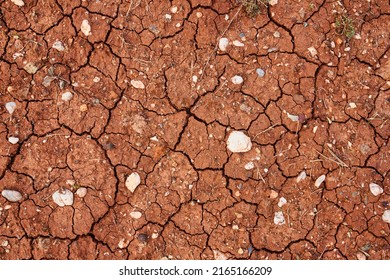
xmin=218 ymin=38 xmax=229 ymax=51
xmin=1 ymin=189 xmax=23 ymax=202
xmin=369 ymin=183 xmax=383 ymax=196
xmin=5 ymin=102 xmax=16 ymax=114
xmin=52 ymin=188 xmax=74 ymax=206
xmin=226 ymin=131 xmax=252 ymax=153
xmin=125 ymin=172 xmax=141 ymax=193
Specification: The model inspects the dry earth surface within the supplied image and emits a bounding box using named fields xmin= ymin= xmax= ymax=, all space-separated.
xmin=0 ymin=0 xmax=389 ymax=260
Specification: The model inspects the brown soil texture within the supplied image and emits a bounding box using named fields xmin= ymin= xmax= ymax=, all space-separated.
xmin=0 ymin=0 xmax=389 ymax=260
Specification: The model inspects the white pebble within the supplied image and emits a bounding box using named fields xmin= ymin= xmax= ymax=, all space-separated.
xmin=218 ymin=38 xmax=229 ymax=51
xmin=125 ymin=172 xmax=141 ymax=193
xmin=307 ymin=46 xmax=318 ymax=57
xmin=11 ymin=0 xmax=24 ymax=7
xmin=382 ymin=210 xmax=390 ymax=223
xmin=233 ymin=40 xmax=244 ymax=47
xmin=226 ymin=131 xmax=252 ymax=153
xmin=296 ymin=171 xmax=307 ymax=183
xmin=61 ymin=91 xmax=73 ymax=101
xmin=5 ymin=102 xmax=16 ymax=114
xmin=1 ymin=190 xmax=23 ymax=202
xmin=349 ymin=102 xmax=357 ymax=109
xmin=130 ymin=211 xmax=142 ymax=219
xmin=278 ymin=197 xmax=287 ymax=207
xmin=170 ymin=6 xmax=178 ymax=13
xmin=76 ymin=187 xmax=87 ymax=198
xmin=244 ymin=162 xmax=254 ymax=170
xmin=273 ymin=31 xmax=281 ymax=38
xmin=93 ymin=76 xmax=100 ymax=83
xmin=131 ymin=80 xmax=145 ymax=89
xmin=269 ymin=0 xmax=278 ymax=5
xmin=231 ymin=75 xmax=243 ymax=84
xmin=315 ymin=174 xmax=326 ymax=187
xmin=81 ymin=19 xmax=91 ymax=36
xmin=274 ymin=211 xmax=285 ymax=225
xmin=287 ymin=112 xmax=299 ymax=122
xmin=8 ymin=137 xmax=19 ymax=144
xmin=52 ymin=189 xmax=74 ymax=207
xmin=369 ymin=183 xmax=383 ymax=196
xmin=192 ymin=75 xmax=198 ymax=83
xmin=52 ymin=40 xmax=65 ymax=51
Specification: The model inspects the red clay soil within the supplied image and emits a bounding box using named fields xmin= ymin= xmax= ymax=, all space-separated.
xmin=0 ymin=0 xmax=389 ymax=260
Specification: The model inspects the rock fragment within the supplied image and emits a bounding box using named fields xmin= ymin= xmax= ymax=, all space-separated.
xmin=256 ymin=68 xmax=265 ymax=77
xmin=1 ymin=190 xmax=23 ymax=202
xmin=23 ymin=63 xmax=38 ymax=74
xmin=232 ymin=40 xmax=244 ymax=47
xmin=52 ymin=189 xmax=74 ymax=206
xmin=382 ymin=210 xmax=390 ymax=223
xmin=231 ymin=75 xmax=243 ymax=84
xmin=52 ymin=40 xmax=65 ymax=51
xmin=5 ymin=102 xmax=16 ymax=114
xmin=11 ymin=0 xmax=24 ymax=7
xmin=81 ymin=19 xmax=91 ymax=36
xmin=226 ymin=131 xmax=252 ymax=153
xmin=274 ymin=211 xmax=285 ymax=225
xmin=307 ymin=46 xmax=318 ymax=57
xmin=61 ymin=92 xmax=73 ymax=101
xmin=131 ymin=80 xmax=145 ymax=89
xmin=125 ymin=172 xmax=141 ymax=193
xmin=218 ymin=38 xmax=229 ymax=51
xmin=315 ymin=174 xmax=326 ymax=187
xmin=130 ymin=211 xmax=142 ymax=219
xmin=278 ymin=197 xmax=287 ymax=207
xmin=369 ymin=183 xmax=383 ymax=196
xmin=76 ymin=187 xmax=87 ymax=198
xmin=296 ymin=171 xmax=307 ymax=183
xmin=8 ymin=137 xmax=19 ymax=144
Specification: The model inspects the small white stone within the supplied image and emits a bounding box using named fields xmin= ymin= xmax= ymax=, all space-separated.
xmin=61 ymin=91 xmax=73 ymax=101
xmin=192 ymin=75 xmax=198 ymax=83
xmin=196 ymin=12 xmax=203 ymax=18
xmin=151 ymin=232 xmax=159 ymax=239
xmin=315 ymin=174 xmax=326 ymax=187
xmin=11 ymin=0 xmax=24 ymax=7
xmin=231 ymin=75 xmax=243 ymax=84
xmin=382 ymin=210 xmax=390 ymax=223
xmin=164 ymin=14 xmax=172 ymax=20
xmin=278 ymin=197 xmax=287 ymax=207
xmin=274 ymin=211 xmax=285 ymax=225
xmin=52 ymin=188 xmax=74 ymax=207
xmin=1 ymin=190 xmax=23 ymax=202
xmin=273 ymin=31 xmax=281 ymax=38
xmin=296 ymin=171 xmax=307 ymax=183
xmin=269 ymin=190 xmax=278 ymax=199
xmin=125 ymin=172 xmax=141 ymax=193
xmin=170 ymin=6 xmax=178 ymax=13
xmin=6 ymin=102 xmax=17 ymax=114
xmin=150 ymin=136 xmax=159 ymax=141
xmin=287 ymin=112 xmax=299 ymax=122
xmin=76 ymin=187 xmax=87 ymax=198
xmin=131 ymin=80 xmax=145 ymax=89
xmin=232 ymin=40 xmax=244 ymax=47
xmin=269 ymin=0 xmax=278 ymax=5
xmin=8 ymin=137 xmax=19 ymax=144
xmin=24 ymin=62 xmax=38 ymax=74
xmin=130 ymin=211 xmax=142 ymax=219
xmin=218 ymin=38 xmax=229 ymax=51
xmin=349 ymin=102 xmax=357 ymax=108
xmin=52 ymin=40 xmax=65 ymax=51
xmin=369 ymin=183 xmax=383 ymax=196
xmin=81 ymin=19 xmax=91 ymax=36
xmin=227 ymin=131 xmax=252 ymax=153
xmin=244 ymin=162 xmax=254 ymax=170
xmin=308 ymin=46 xmax=318 ymax=57
xmin=93 ymin=76 xmax=100 ymax=83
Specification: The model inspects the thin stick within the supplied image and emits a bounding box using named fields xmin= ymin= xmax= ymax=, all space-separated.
xmin=253 ymin=123 xmax=279 ymax=140
xmin=326 ymin=147 xmax=349 ymax=167
xmin=200 ymin=4 xmax=243 ymax=80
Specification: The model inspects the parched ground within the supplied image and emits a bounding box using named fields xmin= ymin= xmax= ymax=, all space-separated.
xmin=0 ymin=0 xmax=389 ymax=260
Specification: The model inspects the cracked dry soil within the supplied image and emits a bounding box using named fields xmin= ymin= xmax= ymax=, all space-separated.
xmin=0 ymin=0 xmax=389 ymax=260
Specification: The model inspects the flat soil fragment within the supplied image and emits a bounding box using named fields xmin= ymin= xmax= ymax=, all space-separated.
xmin=0 ymin=0 xmax=389 ymax=260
